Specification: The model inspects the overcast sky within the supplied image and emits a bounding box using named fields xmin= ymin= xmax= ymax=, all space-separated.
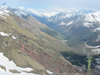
xmin=0 ymin=0 xmax=100 ymax=11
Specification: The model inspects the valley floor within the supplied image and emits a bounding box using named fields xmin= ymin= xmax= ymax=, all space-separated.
xmin=62 ymin=41 xmax=100 ymax=74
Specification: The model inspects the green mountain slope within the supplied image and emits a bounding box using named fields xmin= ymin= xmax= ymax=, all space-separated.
xmin=0 ymin=9 xmax=84 ymax=75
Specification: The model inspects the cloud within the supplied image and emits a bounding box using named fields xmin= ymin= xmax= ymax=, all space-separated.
xmin=27 ymin=8 xmax=42 ymax=16
xmin=41 ymin=12 xmax=58 ymax=17
xmin=27 ymin=8 xmax=59 ymax=17
xmin=0 ymin=0 xmax=100 ymax=11
xmin=18 ymin=6 xmax=24 ymax=10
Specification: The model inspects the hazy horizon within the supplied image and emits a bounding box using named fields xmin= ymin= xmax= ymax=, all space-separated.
xmin=0 ymin=0 xmax=100 ymax=11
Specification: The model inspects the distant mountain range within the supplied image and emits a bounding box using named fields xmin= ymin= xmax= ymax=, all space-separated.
xmin=29 ymin=8 xmax=100 ymax=46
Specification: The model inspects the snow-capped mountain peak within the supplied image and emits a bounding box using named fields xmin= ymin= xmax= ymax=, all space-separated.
xmin=0 ymin=6 xmax=10 ymax=19
xmin=13 ymin=9 xmax=28 ymax=18
xmin=82 ymin=11 xmax=100 ymax=28
xmin=84 ymin=11 xmax=100 ymax=22
xmin=0 ymin=4 xmax=29 ymax=19
xmin=46 ymin=9 xmax=94 ymax=26
xmin=85 ymin=14 xmax=95 ymax=22
xmin=0 ymin=9 xmax=10 ymax=15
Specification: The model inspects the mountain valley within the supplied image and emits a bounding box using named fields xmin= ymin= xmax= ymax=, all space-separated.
xmin=0 ymin=2 xmax=100 ymax=75
xmin=29 ymin=8 xmax=100 ymax=74
xmin=0 ymin=5 xmax=87 ymax=75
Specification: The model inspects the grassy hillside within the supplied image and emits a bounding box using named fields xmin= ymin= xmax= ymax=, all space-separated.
xmin=41 ymin=28 xmax=66 ymax=40
xmin=0 ymin=12 xmax=85 ymax=75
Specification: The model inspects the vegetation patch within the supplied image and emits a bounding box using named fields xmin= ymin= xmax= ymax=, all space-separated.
xmin=61 ymin=51 xmax=100 ymax=71
xmin=9 ymin=70 xmax=21 ymax=73
xmin=0 ymin=65 xmax=6 ymax=71
xmin=41 ymin=28 xmax=65 ymax=40
xmin=61 ymin=51 xmax=87 ymax=67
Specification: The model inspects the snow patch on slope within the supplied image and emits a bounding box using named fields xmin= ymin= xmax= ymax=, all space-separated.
xmin=66 ymin=21 xmax=73 ymax=26
xmin=0 ymin=32 xmax=18 ymax=40
xmin=94 ymin=27 xmax=100 ymax=32
xmin=0 ymin=32 xmax=9 ymax=36
xmin=0 ymin=53 xmax=33 ymax=72
xmin=12 ymin=36 xmax=17 ymax=39
xmin=14 ymin=10 xmax=27 ymax=18
xmin=0 ymin=52 xmax=40 ymax=75
xmin=60 ymin=22 xmax=65 ymax=25
xmin=83 ymin=22 xmax=91 ymax=28
xmin=0 ymin=15 xmax=7 ymax=19
xmin=96 ymin=35 xmax=100 ymax=41
xmin=85 ymin=14 xmax=95 ymax=22
xmin=0 ymin=8 xmax=10 ymax=19
xmin=0 ymin=67 xmax=38 ymax=75
xmin=47 ymin=70 xmax=53 ymax=74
